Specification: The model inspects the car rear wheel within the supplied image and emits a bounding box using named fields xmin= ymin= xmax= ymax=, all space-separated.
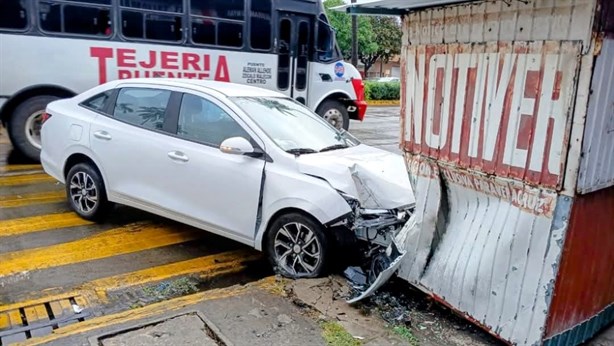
xmin=66 ymin=163 xmax=111 ymax=221
xmin=8 ymin=95 xmax=60 ymax=162
xmin=266 ymin=212 xmax=329 ymax=278
xmin=317 ymin=100 xmax=350 ymax=130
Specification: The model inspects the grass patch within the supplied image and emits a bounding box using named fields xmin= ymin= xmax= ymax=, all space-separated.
xmin=320 ymin=321 xmax=362 ymax=346
xmin=142 ymin=277 xmax=199 ymax=300
xmin=392 ymin=325 xmax=418 ymax=345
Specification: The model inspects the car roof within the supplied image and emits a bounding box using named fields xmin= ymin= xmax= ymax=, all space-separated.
xmin=111 ymin=78 xmax=287 ymax=98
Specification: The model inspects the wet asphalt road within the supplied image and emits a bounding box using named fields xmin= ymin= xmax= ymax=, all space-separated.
xmin=0 ymin=106 xmax=402 ymax=344
xmin=349 ymin=106 xmax=403 ymax=155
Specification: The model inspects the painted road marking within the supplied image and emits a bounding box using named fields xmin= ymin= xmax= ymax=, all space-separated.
xmin=0 ymin=164 xmax=43 ymax=174
xmin=0 ymin=190 xmax=65 ymax=208
xmin=0 ymin=173 xmax=56 ymax=187
xmin=0 ymin=250 xmax=262 ymax=308
xmin=88 ymin=249 xmax=262 ymax=296
xmin=14 ymin=278 xmax=276 ymax=346
xmin=0 ymin=212 xmax=92 ymax=238
xmin=0 ymin=222 xmax=202 ymax=277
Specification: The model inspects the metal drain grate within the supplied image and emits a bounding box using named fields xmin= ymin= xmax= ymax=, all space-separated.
xmin=0 ymin=296 xmax=90 ymax=345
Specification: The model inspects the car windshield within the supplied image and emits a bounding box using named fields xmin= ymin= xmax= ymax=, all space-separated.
xmin=231 ymin=97 xmax=359 ymax=154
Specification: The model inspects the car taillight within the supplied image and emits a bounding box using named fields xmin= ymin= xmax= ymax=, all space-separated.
xmin=41 ymin=112 xmax=52 ymax=123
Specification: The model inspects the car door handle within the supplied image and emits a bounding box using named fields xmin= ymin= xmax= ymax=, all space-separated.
xmin=93 ymin=131 xmax=112 ymax=140
xmin=168 ymin=151 xmax=189 ymax=162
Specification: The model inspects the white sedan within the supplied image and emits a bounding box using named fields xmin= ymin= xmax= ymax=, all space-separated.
xmin=40 ymin=78 xmax=414 ymax=299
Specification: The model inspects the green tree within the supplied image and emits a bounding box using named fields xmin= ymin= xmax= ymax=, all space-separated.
xmin=323 ymin=0 xmax=377 ymax=67
xmin=360 ymin=16 xmax=402 ymax=76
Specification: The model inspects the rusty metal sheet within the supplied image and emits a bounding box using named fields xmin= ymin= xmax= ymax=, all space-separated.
xmin=577 ymin=38 xmax=614 ymax=194
xmin=402 ymin=41 xmax=581 ymax=189
xmin=398 ymin=154 xmax=571 ymax=346
xmin=544 ymin=186 xmax=614 ymax=342
xmin=404 ymin=0 xmax=595 ymax=50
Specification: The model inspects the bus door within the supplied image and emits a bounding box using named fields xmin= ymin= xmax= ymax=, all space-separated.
xmin=276 ymin=12 xmax=312 ymax=105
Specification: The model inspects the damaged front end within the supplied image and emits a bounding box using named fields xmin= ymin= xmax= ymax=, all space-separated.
xmin=332 ymin=192 xmax=414 ymax=303
xmin=295 ymin=144 xmax=415 ymax=302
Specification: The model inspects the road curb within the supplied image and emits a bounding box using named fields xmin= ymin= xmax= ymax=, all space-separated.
xmin=366 ymin=100 xmax=400 ymax=106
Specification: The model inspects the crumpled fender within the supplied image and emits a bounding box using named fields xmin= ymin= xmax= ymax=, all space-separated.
xmin=296 ymin=145 xmax=415 ymax=210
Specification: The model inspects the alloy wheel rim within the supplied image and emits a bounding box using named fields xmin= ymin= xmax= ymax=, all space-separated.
xmin=25 ymin=111 xmax=44 ymax=150
xmin=323 ymin=109 xmax=343 ymax=129
xmin=69 ymin=172 xmax=98 ymax=214
xmin=274 ymin=222 xmax=321 ymax=276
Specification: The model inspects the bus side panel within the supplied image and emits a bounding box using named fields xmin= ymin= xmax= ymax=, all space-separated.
xmin=0 ymin=33 xmax=280 ymax=99
xmin=307 ymin=60 xmax=360 ymax=111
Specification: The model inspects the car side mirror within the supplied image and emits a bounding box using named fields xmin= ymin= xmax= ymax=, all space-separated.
xmin=219 ymin=137 xmax=254 ymax=155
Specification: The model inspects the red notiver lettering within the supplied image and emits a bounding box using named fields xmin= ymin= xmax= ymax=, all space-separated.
xmin=402 ymin=43 xmax=581 ymax=188
xmin=90 ymin=47 xmax=230 ymax=84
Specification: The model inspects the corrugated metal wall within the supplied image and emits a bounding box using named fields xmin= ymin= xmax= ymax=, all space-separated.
xmin=544 ymin=186 xmax=614 ymax=344
xmin=400 ymin=155 xmax=571 ymax=345
xmin=576 ymin=39 xmax=614 ymax=193
xmin=396 ymin=0 xmax=601 ymax=345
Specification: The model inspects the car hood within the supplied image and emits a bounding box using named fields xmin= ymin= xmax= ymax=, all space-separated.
xmin=296 ymin=144 xmax=415 ymax=210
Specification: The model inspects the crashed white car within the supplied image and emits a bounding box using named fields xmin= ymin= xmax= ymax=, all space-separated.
xmin=40 ymin=78 xmax=414 ymax=300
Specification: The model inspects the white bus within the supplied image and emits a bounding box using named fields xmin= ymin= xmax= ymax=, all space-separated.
xmin=0 ymin=0 xmax=367 ymax=161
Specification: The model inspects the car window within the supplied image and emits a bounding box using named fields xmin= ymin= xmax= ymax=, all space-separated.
xmin=113 ymin=88 xmax=171 ymax=131
xmin=80 ymin=90 xmax=112 ymax=113
xmin=178 ymin=93 xmax=249 ymax=147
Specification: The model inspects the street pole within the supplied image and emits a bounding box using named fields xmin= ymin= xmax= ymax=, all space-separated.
xmin=351 ymin=0 xmax=358 ymax=68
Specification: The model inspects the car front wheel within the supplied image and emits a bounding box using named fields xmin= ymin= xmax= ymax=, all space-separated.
xmin=66 ymin=163 xmax=111 ymax=221
xmin=266 ymin=212 xmax=329 ymax=278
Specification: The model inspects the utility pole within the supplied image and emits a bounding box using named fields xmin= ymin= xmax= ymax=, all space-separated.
xmin=351 ymin=0 xmax=358 ymax=67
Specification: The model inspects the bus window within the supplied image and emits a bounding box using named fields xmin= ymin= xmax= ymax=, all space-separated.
xmin=190 ymin=0 xmax=245 ymax=48
xmin=39 ymin=1 xmax=111 ymax=36
xmin=218 ymin=22 xmax=242 ymax=47
xmin=192 ymin=20 xmax=216 ymax=45
xmin=120 ymin=0 xmax=182 ymax=12
xmin=250 ymin=0 xmax=271 ymax=50
xmin=65 ymin=6 xmax=111 ymax=35
xmin=39 ymin=2 xmax=61 ymax=32
xmin=74 ymin=0 xmax=111 ymax=4
xmin=121 ymin=11 xmax=143 ymax=38
xmin=120 ymin=0 xmax=182 ymax=41
xmin=0 ymin=0 xmax=28 ymax=30
xmin=277 ymin=18 xmax=291 ymax=90
xmin=191 ymin=0 xmax=244 ymax=21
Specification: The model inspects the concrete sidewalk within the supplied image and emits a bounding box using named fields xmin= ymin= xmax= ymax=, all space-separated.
xmin=24 ymin=278 xmax=328 ymax=346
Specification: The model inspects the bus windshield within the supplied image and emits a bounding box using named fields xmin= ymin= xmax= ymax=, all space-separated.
xmin=317 ymin=14 xmax=342 ymax=62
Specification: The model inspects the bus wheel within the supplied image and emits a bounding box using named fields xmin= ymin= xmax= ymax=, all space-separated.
xmin=8 ymin=95 xmax=59 ymax=162
xmin=317 ymin=100 xmax=349 ymax=130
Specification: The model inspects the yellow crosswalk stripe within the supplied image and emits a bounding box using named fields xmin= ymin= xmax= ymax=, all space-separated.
xmin=0 ymin=222 xmax=202 ymax=277
xmin=0 ymin=190 xmax=66 ymax=208
xmin=0 ymin=164 xmax=43 ymax=173
xmin=88 ymin=249 xmax=262 ymax=292
xmin=0 ymin=212 xmax=92 ymax=238
xmin=0 ymin=173 xmax=56 ymax=187
xmin=0 ymin=250 xmax=262 ymax=314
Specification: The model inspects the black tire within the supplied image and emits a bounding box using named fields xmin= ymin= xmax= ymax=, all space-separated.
xmin=8 ymin=95 xmax=60 ymax=162
xmin=316 ymin=99 xmax=350 ymax=130
xmin=65 ymin=162 xmax=111 ymax=222
xmin=266 ymin=212 xmax=330 ymax=278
